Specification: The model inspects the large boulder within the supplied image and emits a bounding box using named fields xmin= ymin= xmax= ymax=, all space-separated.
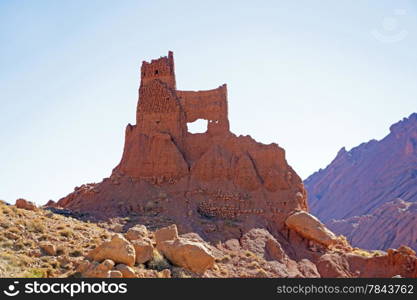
xmin=132 ymin=239 xmax=154 ymax=264
xmin=158 ymin=237 xmax=215 ymax=274
xmin=125 ymin=225 xmax=148 ymax=241
xmin=155 ymin=225 xmax=178 ymax=246
xmin=87 ymin=234 xmax=136 ymax=266
xmin=285 ymin=211 xmax=338 ymax=247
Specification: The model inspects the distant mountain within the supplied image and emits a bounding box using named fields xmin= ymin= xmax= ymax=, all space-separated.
xmin=305 ymin=113 xmax=417 ymax=250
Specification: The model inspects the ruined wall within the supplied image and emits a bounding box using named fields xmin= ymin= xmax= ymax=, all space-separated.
xmin=177 ymin=85 xmax=229 ymax=135
xmin=138 ymin=52 xmax=229 ymax=140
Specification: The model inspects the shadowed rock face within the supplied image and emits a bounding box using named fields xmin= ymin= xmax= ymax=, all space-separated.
xmin=305 ymin=113 xmax=417 ymax=250
xmin=57 ymin=52 xmax=307 ymax=241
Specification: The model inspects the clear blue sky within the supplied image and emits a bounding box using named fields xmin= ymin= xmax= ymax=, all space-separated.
xmin=1 ymin=0 xmax=416 ymax=205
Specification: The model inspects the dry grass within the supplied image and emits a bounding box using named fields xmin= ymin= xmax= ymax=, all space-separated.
xmin=0 ymin=201 xmax=110 ymax=278
xmin=58 ymin=229 xmax=73 ymax=238
xmin=147 ymin=249 xmax=171 ymax=271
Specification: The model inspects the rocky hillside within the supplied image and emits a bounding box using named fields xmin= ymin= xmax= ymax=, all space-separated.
xmin=2 ymin=199 xmax=417 ymax=278
xmin=305 ymin=113 xmax=417 ymax=251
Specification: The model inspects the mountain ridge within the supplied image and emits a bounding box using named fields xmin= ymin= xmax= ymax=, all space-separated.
xmin=305 ymin=112 xmax=417 ymax=250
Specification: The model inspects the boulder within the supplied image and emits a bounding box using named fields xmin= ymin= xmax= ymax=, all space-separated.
xmin=240 ymin=228 xmax=287 ymax=262
xmin=115 ymin=264 xmax=137 ymax=278
xmin=132 ymin=239 xmax=154 ymax=264
xmin=87 ymin=234 xmax=136 ymax=266
xmin=285 ymin=211 xmax=338 ymax=246
xmin=81 ymin=259 xmax=115 ymax=278
xmin=158 ymin=237 xmax=215 ymax=274
xmin=125 ymin=225 xmax=148 ymax=241
xmin=223 ymin=239 xmax=241 ymax=251
xmin=155 ymin=225 xmax=178 ymax=246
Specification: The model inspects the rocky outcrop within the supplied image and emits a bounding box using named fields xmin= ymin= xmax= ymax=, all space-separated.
xmin=87 ymin=234 xmax=136 ymax=266
xmin=15 ymin=199 xmax=37 ymax=211
xmin=155 ymin=224 xmax=178 ymax=246
xmin=56 ymin=52 xmax=307 ymax=241
xmin=305 ymin=113 xmax=417 ymax=250
xmin=328 ymin=199 xmax=417 ymax=251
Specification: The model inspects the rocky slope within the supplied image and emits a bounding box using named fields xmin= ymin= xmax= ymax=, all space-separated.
xmin=2 ymin=199 xmax=417 ymax=278
xmin=305 ymin=113 xmax=417 ymax=250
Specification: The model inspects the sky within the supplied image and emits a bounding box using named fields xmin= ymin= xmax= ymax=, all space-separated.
xmin=1 ymin=0 xmax=416 ymax=205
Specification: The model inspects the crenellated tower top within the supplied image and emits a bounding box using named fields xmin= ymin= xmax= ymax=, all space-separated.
xmin=140 ymin=51 xmax=176 ymax=89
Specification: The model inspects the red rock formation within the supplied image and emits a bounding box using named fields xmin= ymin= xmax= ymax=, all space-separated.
xmin=15 ymin=198 xmax=37 ymax=211
xmin=57 ymin=52 xmax=307 ymax=240
xmin=305 ymin=113 xmax=417 ymax=250
xmin=54 ymin=53 xmax=417 ymax=278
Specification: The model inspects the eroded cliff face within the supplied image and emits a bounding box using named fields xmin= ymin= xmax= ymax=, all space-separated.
xmin=57 ymin=52 xmax=307 ymax=240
